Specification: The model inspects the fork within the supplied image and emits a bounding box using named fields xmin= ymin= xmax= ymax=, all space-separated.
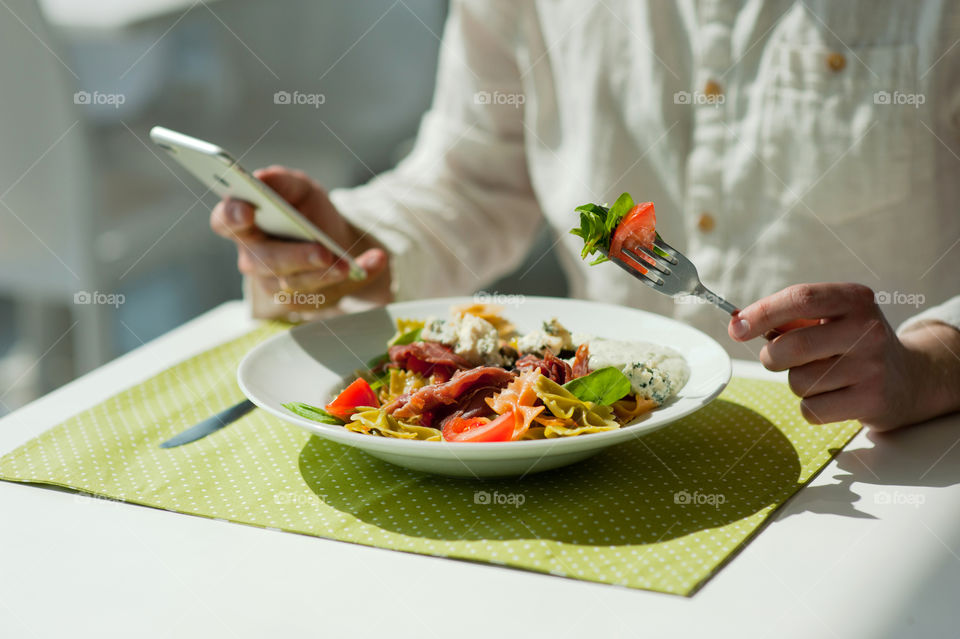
xmin=603 ymin=234 xmax=788 ymax=342
xmin=601 ymin=233 xmax=739 ymax=315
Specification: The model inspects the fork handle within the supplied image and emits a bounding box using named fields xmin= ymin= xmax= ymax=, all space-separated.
xmin=695 ymin=284 xmax=780 ymax=341
xmin=694 ymin=283 xmax=738 ymax=315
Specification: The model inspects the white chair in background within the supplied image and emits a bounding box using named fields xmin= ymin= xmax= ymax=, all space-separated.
xmin=0 ymin=0 xmax=108 ymax=407
xmin=0 ymin=0 xmax=232 ymax=406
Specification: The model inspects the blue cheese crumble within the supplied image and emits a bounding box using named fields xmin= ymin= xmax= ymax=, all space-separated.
xmin=584 ymin=337 xmax=689 ymax=404
xmin=516 ymin=318 xmax=574 ymax=354
xmin=421 ymin=314 xmax=503 ymax=366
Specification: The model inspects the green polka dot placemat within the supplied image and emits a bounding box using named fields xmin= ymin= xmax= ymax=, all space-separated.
xmin=0 ymin=324 xmax=861 ymax=596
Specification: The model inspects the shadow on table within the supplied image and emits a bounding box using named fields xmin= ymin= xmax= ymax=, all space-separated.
xmin=838 ymin=414 xmax=960 ymax=488
xmin=298 ymin=400 xmax=808 ymax=546
xmin=781 ymin=411 xmax=960 ymax=522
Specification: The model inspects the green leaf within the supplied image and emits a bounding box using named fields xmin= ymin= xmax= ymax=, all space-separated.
xmin=388 ymin=327 xmax=422 ymax=347
xmin=605 ymin=192 xmax=634 ymax=235
xmin=282 ymin=402 xmax=345 ymax=425
xmin=368 ymin=369 xmax=390 ymax=391
xmin=365 ymin=352 xmax=389 ymax=370
xmin=562 ymin=366 xmax=633 ymax=405
xmin=569 ymin=192 xmax=635 ymax=263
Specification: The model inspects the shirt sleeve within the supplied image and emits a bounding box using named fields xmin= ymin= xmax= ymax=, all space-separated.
xmin=897 ymin=295 xmax=960 ymax=335
xmin=328 ymin=0 xmax=542 ymax=301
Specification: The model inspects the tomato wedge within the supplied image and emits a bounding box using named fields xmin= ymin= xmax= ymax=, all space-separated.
xmin=325 ymin=378 xmax=379 ymax=421
xmin=609 ymin=202 xmax=656 ymax=270
xmin=442 ymin=412 xmax=516 ymax=443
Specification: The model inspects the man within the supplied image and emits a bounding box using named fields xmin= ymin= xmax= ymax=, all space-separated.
xmin=210 ymin=0 xmax=960 ymax=430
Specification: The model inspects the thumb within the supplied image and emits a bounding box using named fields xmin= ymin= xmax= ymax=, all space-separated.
xmin=354 ymin=247 xmax=389 ymax=279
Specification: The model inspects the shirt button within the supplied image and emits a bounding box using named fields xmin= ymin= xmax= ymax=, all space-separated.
xmin=826 ymin=52 xmax=846 ymax=72
xmin=703 ymin=80 xmax=723 ymax=98
xmin=697 ymin=212 xmax=716 ymax=232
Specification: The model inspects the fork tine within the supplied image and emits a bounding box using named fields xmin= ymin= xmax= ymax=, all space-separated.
xmin=625 ymin=246 xmax=671 ymax=275
xmin=652 ymin=236 xmax=681 ymax=264
xmin=617 ymin=251 xmax=665 ymax=285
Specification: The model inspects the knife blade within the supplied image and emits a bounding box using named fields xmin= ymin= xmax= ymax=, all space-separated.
xmin=159 ymin=399 xmax=256 ymax=448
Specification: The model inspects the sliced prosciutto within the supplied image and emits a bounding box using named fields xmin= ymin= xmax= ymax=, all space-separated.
xmin=389 ymin=366 xmax=516 ymax=420
xmin=514 ymin=349 xmax=573 ymax=384
xmin=571 ymin=343 xmax=590 ymax=379
xmin=387 ymin=342 xmax=472 ymax=382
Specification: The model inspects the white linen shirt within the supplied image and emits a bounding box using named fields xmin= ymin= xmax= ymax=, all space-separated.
xmin=329 ymin=0 xmax=960 ymax=353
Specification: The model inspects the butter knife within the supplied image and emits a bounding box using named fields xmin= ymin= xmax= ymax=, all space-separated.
xmin=159 ymin=399 xmax=256 ymax=448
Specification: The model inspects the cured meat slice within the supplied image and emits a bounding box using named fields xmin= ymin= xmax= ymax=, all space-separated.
xmin=571 ymin=343 xmax=590 ymax=379
xmin=389 ymin=366 xmax=516 ymax=420
xmin=514 ymin=349 xmax=573 ymax=384
xmin=387 ymin=342 xmax=473 ymax=382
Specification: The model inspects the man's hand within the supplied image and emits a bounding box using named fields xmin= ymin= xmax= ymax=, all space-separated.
xmin=209 ymin=166 xmax=390 ymax=314
xmin=728 ymin=283 xmax=960 ymax=430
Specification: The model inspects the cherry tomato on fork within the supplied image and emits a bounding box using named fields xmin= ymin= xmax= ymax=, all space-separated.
xmin=609 ymin=202 xmax=657 ymax=269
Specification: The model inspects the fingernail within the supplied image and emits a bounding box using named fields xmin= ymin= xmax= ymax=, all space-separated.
xmin=732 ymin=316 xmax=750 ymax=339
xmin=358 ymin=249 xmax=386 ymax=272
xmin=228 ymin=202 xmax=245 ymax=224
xmin=356 ymin=252 xmax=377 ymax=271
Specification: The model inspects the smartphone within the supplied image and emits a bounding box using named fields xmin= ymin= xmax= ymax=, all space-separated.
xmin=149 ymin=126 xmax=365 ymax=281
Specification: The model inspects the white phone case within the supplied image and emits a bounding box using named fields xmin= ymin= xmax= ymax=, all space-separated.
xmin=149 ymin=126 xmax=365 ymax=281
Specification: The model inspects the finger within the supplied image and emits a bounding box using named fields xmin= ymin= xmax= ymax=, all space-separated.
xmin=253 ymin=166 xmax=317 ymax=208
xmin=211 ymin=198 xmax=259 ymax=239
xmin=787 ymin=354 xmax=862 ymax=398
xmin=760 ymin=318 xmax=875 ymax=371
xmin=352 ymin=247 xmax=389 ymax=278
xmin=277 ymin=268 xmax=349 ymax=293
xmin=799 ymin=386 xmax=871 ymax=424
xmin=237 ymin=240 xmax=343 ymax=277
xmin=276 ymin=247 xmax=389 ymax=291
xmin=730 ymin=283 xmax=875 ymax=341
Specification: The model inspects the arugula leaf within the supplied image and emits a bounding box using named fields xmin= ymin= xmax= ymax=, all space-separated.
xmin=569 ymin=192 xmax=635 ymax=265
xmin=388 ymin=327 xmax=422 ymax=347
xmin=368 ymin=369 xmax=390 ymax=391
xmin=562 ymin=366 xmax=633 ymax=405
xmin=282 ymin=402 xmax=345 ymax=425
xmin=365 ymin=352 xmax=389 ymax=370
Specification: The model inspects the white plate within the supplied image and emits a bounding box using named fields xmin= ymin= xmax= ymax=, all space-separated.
xmin=238 ymin=296 xmax=731 ymax=478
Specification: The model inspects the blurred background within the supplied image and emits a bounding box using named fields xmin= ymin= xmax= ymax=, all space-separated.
xmin=0 ymin=0 xmax=566 ymax=415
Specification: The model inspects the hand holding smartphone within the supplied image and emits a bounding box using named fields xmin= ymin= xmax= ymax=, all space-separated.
xmin=149 ymin=126 xmax=366 ymax=281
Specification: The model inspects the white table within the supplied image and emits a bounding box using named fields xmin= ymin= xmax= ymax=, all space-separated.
xmin=2 ymin=302 xmax=958 ymax=638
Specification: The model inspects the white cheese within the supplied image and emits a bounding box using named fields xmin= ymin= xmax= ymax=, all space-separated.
xmin=453 ymin=314 xmax=502 ymax=365
xmin=421 ymin=317 xmax=457 ymax=345
xmin=585 ymin=338 xmax=689 ymax=404
xmin=421 ymin=314 xmax=502 ymax=366
xmin=517 ymin=318 xmax=574 ymax=354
